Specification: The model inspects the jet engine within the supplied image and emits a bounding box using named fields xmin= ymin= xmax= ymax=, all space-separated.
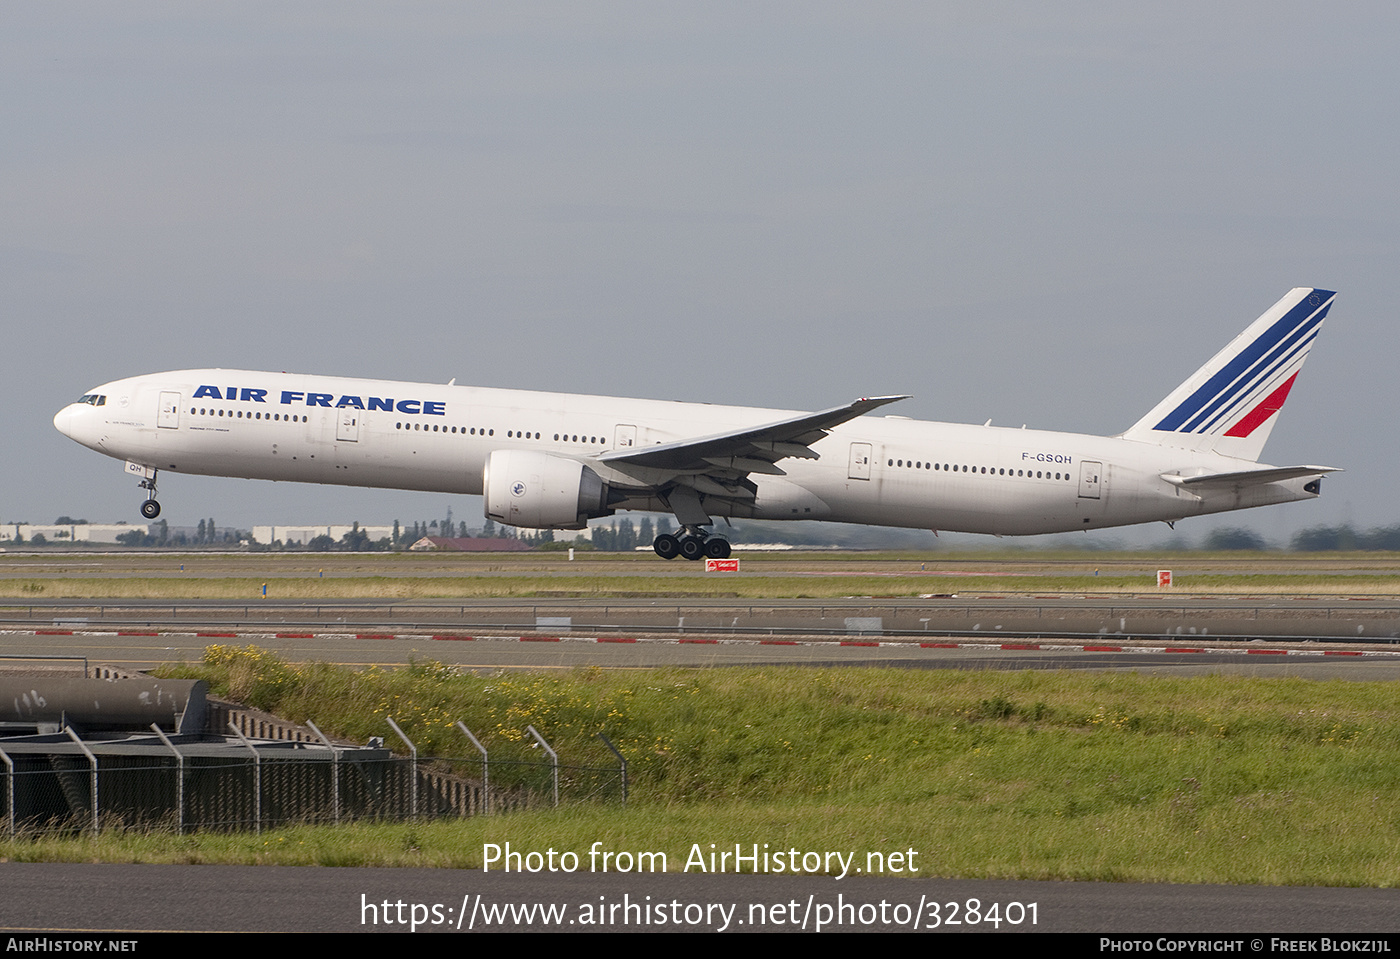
xmin=483 ymin=450 xmax=612 ymax=530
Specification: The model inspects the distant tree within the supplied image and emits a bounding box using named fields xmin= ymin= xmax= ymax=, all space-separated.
xmin=29 ymin=532 xmax=47 ymax=545
xmin=1203 ymin=527 xmax=1269 ymax=551
xmin=340 ymin=522 xmax=373 ymax=551
xmin=1291 ymin=525 xmax=1356 ymax=551
xmin=392 ymin=520 xmax=401 ymax=546
xmin=1360 ymin=526 xmax=1400 ymax=551
xmin=482 ymin=518 xmax=497 ymax=538
xmin=115 ymin=529 xmax=152 ymax=547
xmin=196 ymin=519 xmax=207 ymax=543
xmin=307 ymin=534 xmax=335 ymax=551
xmin=1293 ymin=524 xmax=1400 ymax=552
xmin=54 ymin=516 xmax=88 ymax=525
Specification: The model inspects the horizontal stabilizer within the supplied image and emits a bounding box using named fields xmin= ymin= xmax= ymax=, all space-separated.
xmin=1162 ymin=465 xmax=1341 ymax=490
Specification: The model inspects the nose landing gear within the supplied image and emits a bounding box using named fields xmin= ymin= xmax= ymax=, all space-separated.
xmin=653 ymin=526 xmax=730 ymax=561
xmin=137 ymin=469 xmax=161 ymax=519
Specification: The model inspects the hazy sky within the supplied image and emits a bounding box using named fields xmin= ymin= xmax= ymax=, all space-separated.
xmin=5 ymin=4 xmax=1396 ymax=546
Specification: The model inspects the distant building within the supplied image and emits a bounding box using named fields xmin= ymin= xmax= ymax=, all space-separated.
xmin=409 ymin=536 xmax=532 ymax=552
xmin=253 ymin=525 xmax=393 ymax=545
xmin=0 ymin=523 xmax=146 ymax=544
xmin=514 ymin=525 xmax=595 ymax=542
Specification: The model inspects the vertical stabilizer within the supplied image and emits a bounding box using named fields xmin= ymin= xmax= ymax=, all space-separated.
xmin=1121 ymin=288 xmax=1334 ymax=461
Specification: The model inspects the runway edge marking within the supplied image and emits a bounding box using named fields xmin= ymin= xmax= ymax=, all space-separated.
xmin=7 ymin=629 xmax=1400 ymax=658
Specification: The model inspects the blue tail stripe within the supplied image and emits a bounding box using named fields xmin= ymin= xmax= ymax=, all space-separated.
xmin=1161 ymin=296 xmax=1327 ymax=432
xmin=1183 ymin=316 xmax=1322 ymax=433
xmin=1186 ymin=310 xmax=1324 ymax=432
xmin=1153 ymin=293 xmax=1332 ymax=432
xmin=1192 ymin=328 xmax=1318 ymax=434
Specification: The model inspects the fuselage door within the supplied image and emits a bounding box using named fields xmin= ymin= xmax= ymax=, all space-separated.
xmin=1078 ymin=460 xmax=1103 ymax=499
xmin=848 ymin=442 xmax=872 ymax=481
xmin=337 ymin=411 xmax=360 ymax=442
xmin=157 ymin=392 xmax=181 ymax=429
xmin=614 ymin=424 xmax=637 ymax=450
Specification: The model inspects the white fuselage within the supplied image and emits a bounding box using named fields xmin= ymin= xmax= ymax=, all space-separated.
xmin=53 ymin=369 xmax=1321 ymax=535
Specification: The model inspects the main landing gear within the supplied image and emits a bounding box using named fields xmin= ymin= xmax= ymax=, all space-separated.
xmin=653 ymin=527 xmax=731 ymax=561
xmin=138 ymin=469 xmax=161 ymax=519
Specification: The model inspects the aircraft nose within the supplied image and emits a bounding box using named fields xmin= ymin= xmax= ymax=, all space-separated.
xmin=53 ymin=405 xmax=78 ymax=439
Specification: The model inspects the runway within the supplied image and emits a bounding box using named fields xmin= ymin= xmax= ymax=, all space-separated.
xmin=5 ymin=611 xmax=1400 ymax=679
xmin=4 ymin=862 xmax=1398 ymax=933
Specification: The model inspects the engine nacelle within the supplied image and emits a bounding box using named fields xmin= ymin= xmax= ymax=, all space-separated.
xmin=483 ymin=450 xmax=612 ymax=530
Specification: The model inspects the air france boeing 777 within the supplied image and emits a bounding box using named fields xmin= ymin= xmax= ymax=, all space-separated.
xmin=54 ymin=288 xmax=1339 ymax=559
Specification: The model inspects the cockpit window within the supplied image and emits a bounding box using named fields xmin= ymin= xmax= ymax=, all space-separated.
xmin=76 ymin=394 xmax=106 ymax=406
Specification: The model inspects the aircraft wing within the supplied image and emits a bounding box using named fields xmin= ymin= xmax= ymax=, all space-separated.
xmin=1162 ymin=465 xmax=1342 ymax=490
xmin=600 ymin=395 xmax=908 ymax=473
xmin=597 ymin=395 xmax=908 ymax=521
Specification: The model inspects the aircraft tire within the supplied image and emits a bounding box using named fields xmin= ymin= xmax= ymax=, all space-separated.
xmin=679 ymin=536 xmax=705 ymax=561
xmin=140 ymin=500 xmax=161 ymax=520
xmin=704 ymin=538 xmax=731 ymax=559
xmin=653 ymin=534 xmax=680 ymax=560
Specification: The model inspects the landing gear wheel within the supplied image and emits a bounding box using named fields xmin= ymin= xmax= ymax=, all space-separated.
xmin=653 ymin=533 xmax=680 ymax=560
xmin=679 ymin=536 xmax=706 ymax=561
xmin=136 ymin=468 xmax=161 ymax=521
xmin=704 ymin=538 xmax=731 ymax=560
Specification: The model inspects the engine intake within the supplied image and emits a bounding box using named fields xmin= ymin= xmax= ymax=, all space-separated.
xmin=483 ymin=450 xmax=612 ymax=530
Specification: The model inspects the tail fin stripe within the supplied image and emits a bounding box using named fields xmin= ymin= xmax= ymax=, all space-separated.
xmin=1153 ymin=295 xmax=1331 ymax=431
xmin=1156 ymin=297 xmax=1326 ymax=431
xmin=1190 ymin=326 xmax=1319 ymax=434
xmin=1182 ymin=316 xmax=1320 ymax=432
xmin=1222 ymin=373 xmax=1298 ymax=438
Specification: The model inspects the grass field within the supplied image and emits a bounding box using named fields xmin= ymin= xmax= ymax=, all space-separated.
xmin=3 ymin=645 xmax=1399 ymax=886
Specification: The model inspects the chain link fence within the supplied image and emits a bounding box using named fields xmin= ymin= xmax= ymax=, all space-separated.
xmin=0 ymin=738 xmax=625 ymax=836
